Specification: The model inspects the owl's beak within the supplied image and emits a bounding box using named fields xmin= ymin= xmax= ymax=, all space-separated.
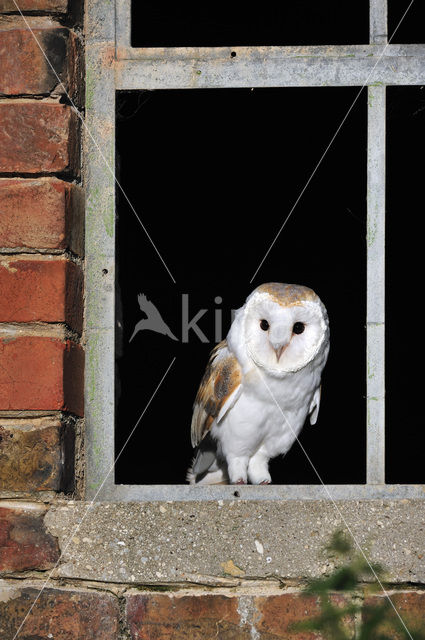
xmin=274 ymin=344 xmax=286 ymax=362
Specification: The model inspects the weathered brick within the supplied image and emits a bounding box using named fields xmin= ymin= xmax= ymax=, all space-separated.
xmin=0 ymin=101 xmax=79 ymax=174
xmin=0 ymin=585 xmax=119 ymax=639
xmin=0 ymin=177 xmax=84 ymax=254
xmin=0 ymin=20 xmax=69 ymax=96
xmin=363 ymin=592 xmax=425 ymax=638
xmin=253 ymin=594 xmax=321 ymax=639
xmin=253 ymin=593 xmax=355 ymax=639
xmin=125 ymin=593 xmax=355 ymax=639
xmin=126 ymin=593 xmax=251 ymax=640
xmin=0 ymin=417 xmax=72 ymax=491
xmin=0 ymin=337 xmax=84 ymax=416
xmin=0 ymin=504 xmax=59 ymax=572
xmin=0 ymin=0 xmax=67 ymax=12
xmin=0 ymin=257 xmax=83 ymax=332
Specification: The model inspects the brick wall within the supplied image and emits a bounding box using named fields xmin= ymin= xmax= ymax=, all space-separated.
xmin=0 ymin=0 xmax=88 ymax=632
xmin=0 ymin=0 xmax=84 ymax=497
xmin=1 ymin=2 xmax=425 ymax=639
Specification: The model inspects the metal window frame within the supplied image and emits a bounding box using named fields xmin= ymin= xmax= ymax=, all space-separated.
xmin=85 ymin=0 xmax=425 ymax=501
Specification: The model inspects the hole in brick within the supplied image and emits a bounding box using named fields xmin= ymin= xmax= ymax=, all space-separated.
xmin=230 ymin=51 xmax=237 ymax=58
xmin=102 ymin=269 xmax=108 ymax=275
xmin=59 ymin=94 xmax=73 ymax=106
xmin=233 ymin=490 xmax=240 ymax=498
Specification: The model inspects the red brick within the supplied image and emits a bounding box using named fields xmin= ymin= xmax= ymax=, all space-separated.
xmin=364 ymin=592 xmax=425 ymax=638
xmin=0 ymin=22 xmax=68 ymax=96
xmin=0 ymin=101 xmax=79 ymax=174
xmin=0 ymin=257 xmax=83 ymax=332
xmin=253 ymin=594 xmax=321 ymax=639
xmin=0 ymin=178 xmax=84 ymax=253
xmin=254 ymin=593 xmax=355 ymax=639
xmin=0 ymin=337 xmax=84 ymax=416
xmin=0 ymin=586 xmax=119 ymax=640
xmin=0 ymin=417 xmax=72 ymax=491
xmin=0 ymin=0 xmax=67 ymax=12
xmin=126 ymin=593 xmax=251 ymax=640
xmin=0 ymin=504 xmax=59 ymax=572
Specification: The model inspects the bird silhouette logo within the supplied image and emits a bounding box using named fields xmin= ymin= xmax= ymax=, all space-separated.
xmin=129 ymin=293 xmax=179 ymax=342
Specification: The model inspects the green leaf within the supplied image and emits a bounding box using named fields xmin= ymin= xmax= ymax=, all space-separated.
xmin=326 ymin=530 xmax=353 ymax=555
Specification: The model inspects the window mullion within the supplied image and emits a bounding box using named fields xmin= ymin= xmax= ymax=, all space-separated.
xmin=370 ymin=0 xmax=388 ymax=44
xmin=366 ymin=0 xmax=387 ymax=485
xmin=85 ymin=0 xmax=117 ymax=501
xmin=116 ymin=0 xmax=131 ymax=51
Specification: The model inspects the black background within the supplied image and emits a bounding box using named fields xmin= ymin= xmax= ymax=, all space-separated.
xmin=116 ymin=87 xmax=367 ymax=485
xmin=114 ymin=2 xmax=424 ymax=485
xmin=131 ymin=0 xmax=369 ymax=47
xmin=388 ymin=0 xmax=425 ymax=44
xmin=386 ymin=85 xmax=425 ymax=483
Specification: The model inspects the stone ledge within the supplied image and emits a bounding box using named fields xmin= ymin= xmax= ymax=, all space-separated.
xmin=44 ymin=499 xmax=425 ymax=585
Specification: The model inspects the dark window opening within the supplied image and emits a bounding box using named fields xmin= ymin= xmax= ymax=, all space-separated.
xmin=388 ymin=1 xmax=425 ymax=44
xmin=115 ymin=87 xmax=367 ymax=485
xmin=131 ymin=1 xmax=369 ymax=48
xmin=386 ymin=85 xmax=425 ymax=482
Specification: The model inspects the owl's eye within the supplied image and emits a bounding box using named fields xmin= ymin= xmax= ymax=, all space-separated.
xmin=260 ymin=319 xmax=270 ymax=331
xmin=293 ymin=322 xmax=305 ymax=334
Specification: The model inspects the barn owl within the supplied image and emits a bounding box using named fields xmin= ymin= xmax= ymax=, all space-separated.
xmin=187 ymin=283 xmax=330 ymax=485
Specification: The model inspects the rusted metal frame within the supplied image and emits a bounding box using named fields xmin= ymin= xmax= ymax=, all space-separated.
xmin=116 ymin=44 xmax=425 ymax=90
xmin=366 ymin=0 xmax=387 ymax=485
xmin=99 ymin=483 xmax=425 ymax=502
xmin=370 ymin=0 xmax=388 ymax=44
xmin=84 ymin=0 xmax=117 ymax=500
xmin=114 ymin=44 xmax=425 ymax=90
xmin=85 ymin=0 xmax=425 ymax=500
xmin=366 ymin=89 xmax=386 ymax=484
xmin=116 ymin=0 xmax=130 ymax=50
xmin=117 ymin=43 xmax=423 ymax=61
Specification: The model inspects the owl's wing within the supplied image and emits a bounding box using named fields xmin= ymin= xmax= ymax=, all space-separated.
xmin=191 ymin=340 xmax=242 ymax=447
xmin=309 ymin=385 xmax=321 ymax=425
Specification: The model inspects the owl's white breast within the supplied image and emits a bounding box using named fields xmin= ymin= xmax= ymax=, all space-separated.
xmin=212 ymin=359 xmax=323 ymax=461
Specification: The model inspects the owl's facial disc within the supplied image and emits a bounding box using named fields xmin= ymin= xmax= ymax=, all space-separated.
xmin=244 ymin=293 xmax=327 ymax=375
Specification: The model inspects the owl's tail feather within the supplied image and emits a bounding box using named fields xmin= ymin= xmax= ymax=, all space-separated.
xmin=186 ymin=464 xmax=227 ymax=485
xmin=186 ymin=441 xmax=228 ymax=484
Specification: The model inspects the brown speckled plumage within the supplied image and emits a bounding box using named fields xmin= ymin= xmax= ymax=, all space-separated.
xmin=191 ymin=340 xmax=242 ymax=447
xmin=255 ymin=282 xmax=318 ymax=307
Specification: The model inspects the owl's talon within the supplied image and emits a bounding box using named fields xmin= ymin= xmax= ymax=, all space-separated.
xmin=235 ymin=478 xmax=246 ymax=484
xmin=260 ymin=480 xmax=271 ymax=485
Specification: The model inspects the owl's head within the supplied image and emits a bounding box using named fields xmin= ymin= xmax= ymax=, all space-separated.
xmin=229 ymin=283 xmax=329 ymax=376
